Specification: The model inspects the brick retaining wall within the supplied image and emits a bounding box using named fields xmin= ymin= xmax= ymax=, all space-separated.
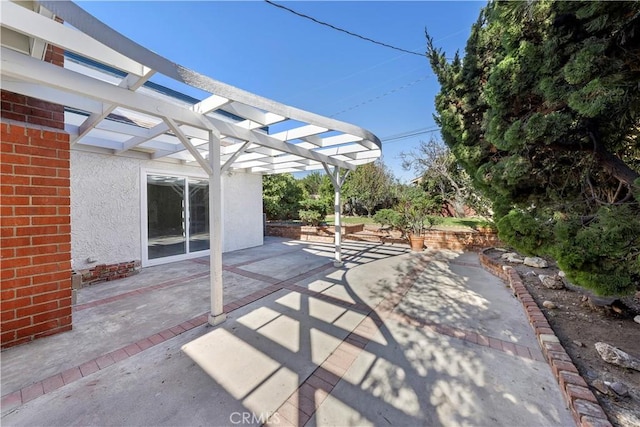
xmin=266 ymin=223 xmax=501 ymax=251
xmin=265 ymin=223 xmax=365 ymax=242
xmin=423 ymin=229 xmax=500 ymax=251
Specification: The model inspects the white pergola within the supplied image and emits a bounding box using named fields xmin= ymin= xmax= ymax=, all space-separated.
xmin=0 ymin=1 xmax=381 ymax=326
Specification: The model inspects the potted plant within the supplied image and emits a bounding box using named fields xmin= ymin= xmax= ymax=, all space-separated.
xmin=401 ymin=187 xmax=439 ymax=251
xmin=374 ymin=187 xmax=440 ymax=251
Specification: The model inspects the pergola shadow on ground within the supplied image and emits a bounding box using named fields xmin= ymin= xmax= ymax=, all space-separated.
xmin=0 ymin=238 xmax=572 ymax=426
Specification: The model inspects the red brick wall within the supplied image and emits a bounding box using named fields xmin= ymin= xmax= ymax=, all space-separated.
xmin=1 ymin=122 xmax=72 ymax=348
xmin=1 ymin=44 xmax=71 ymax=348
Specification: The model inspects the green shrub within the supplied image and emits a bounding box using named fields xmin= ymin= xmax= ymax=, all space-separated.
xmin=262 ymin=174 xmax=304 ymax=220
xmin=299 ymin=198 xmax=328 ymax=218
xmin=299 ymin=210 xmax=323 ymax=226
xmin=373 ymin=209 xmax=401 ymax=229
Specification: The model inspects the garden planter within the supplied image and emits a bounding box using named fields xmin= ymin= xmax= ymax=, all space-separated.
xmin=409 ymin=234 xmax=425 ymax=252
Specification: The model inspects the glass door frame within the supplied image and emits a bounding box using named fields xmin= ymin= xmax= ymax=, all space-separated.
xmin=141 ymin=168 xmax=211 ymax=267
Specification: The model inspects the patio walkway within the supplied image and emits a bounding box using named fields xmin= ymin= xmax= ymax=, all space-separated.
xmin=1 ymin=237 xmax=573 ymax=426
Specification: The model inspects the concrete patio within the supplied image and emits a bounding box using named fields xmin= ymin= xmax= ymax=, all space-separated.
xmin=1 ymin=237 xmax=573 ymax=426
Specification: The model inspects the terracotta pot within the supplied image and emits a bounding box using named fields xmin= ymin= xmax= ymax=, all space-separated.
xmin=409 ymin=234 xmax=425 ymax=252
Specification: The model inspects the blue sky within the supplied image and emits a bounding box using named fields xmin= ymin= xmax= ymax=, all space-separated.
xmin=77 ymin=1 xmax=485 ymax=182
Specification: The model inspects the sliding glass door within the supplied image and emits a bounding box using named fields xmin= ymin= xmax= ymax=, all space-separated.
xmin=188 ymin=178 xmax=210 ymax=253
xmin=146 ymin=174 xmax=209 ymax=263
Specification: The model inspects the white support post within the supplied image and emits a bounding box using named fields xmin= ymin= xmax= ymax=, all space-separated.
xmin=208 ymin=129 xmax=226 ymax=326
xmin=323 ymin=163 xmax=349 ymax=267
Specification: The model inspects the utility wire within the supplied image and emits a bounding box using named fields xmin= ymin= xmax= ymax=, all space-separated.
xmin=287 ymin=28 xmax=467 ymax=103
xmin=264 ymin=0 xmax=424 ymax=57
xmin=330 ymin=75 xmax=429 ymax=118
xmin=381 ymin=127 xmax=441 ymax=143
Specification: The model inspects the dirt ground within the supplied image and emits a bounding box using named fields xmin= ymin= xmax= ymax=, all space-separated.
xmin=483 ymin=248 xmax=640 ymax=427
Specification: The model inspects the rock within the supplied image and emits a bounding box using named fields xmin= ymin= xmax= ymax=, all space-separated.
xmin=524 ymin=256 xmax=548 ymax=268
xmin=592 ymin=379 xmax=608 ymax=394
xmin=558 ymin=270 xmax=566 ymax=278
xmin=584 ymin=370 xmax=598 ymax=380
xmin=573 ymin=340 xmax=585 ymax=347
xmin=608 ymin=381 xmax=630 ymax=397
xmin=634 ymin=315 xmax=640 ymax=325
xmin=501 ymin=252 xmax=524 ymax=264
xmin=493 ymin=247 xmax=507 ymax=252
xmin=539 ymin=274 xmax=565 ymax=290
xmin=595 ymin=342 xmax=640 ymax=371
xmin=543 ymin=300 xmax=557 ymax=309
xmin=590 ymin=295 xmax=618 ymax=307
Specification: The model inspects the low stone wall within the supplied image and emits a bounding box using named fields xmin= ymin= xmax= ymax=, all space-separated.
xmin=265 ymin=223 xmax=365 ymax=242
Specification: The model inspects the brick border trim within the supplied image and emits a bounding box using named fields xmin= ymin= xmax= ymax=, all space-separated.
xmin=479 ymin=248 xmax=612 ymax=427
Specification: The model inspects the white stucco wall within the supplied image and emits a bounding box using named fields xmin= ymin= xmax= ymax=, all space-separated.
xmin=222 ymin=171 xmax=263 ymax=252
xmin=71 ymin=150 xmax=263 ymax=269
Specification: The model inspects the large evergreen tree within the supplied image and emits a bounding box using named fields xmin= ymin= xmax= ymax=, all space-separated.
xmin=428 ymin=1 xmax=640 ymax=295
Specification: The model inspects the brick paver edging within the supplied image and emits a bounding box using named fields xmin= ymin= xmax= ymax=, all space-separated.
xmin=479 ymin=248 xmax=612 ymax=427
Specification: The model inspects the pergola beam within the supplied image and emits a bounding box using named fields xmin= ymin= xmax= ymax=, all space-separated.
xmin=220 ymin=141 xmax=251 ymax=174
xmin=0 ymin=79 xmax=103 ymax=115
xmin=37 ymin=0 xmax=381 ymax=152
xmin=73 ymin=69 xmax=156 ymax=145
xmin=163 ymin=117 xmax=213 ymax=175
xmin=2 ymin=47 xmax=354 ymax=170
xmin=29 ymin=5 xmax=53 ymax=60
xmin=4 ymin=1 xmax=149 ymax=77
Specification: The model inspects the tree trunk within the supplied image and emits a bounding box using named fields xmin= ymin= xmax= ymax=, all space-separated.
xmin=590 ymin=130 xmax=640 ymax=188
xmin=595 ymin=147 xmax=640 ymax=188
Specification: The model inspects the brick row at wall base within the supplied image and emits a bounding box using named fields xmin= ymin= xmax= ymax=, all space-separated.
xmin=75 ymin=261 xmax=142 ymax=288
xmin=479 ymin=248 xmax=612 ymax=427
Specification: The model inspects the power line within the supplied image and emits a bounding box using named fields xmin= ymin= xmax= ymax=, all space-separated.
xmin=264 ymin=0 xmax=424 ymax=57
xmin=330 ymin=75 xmax=429 ymax=118
xmin=287 ymin=28 xmax=467 ymax=103
xmin=331 ymin=64 xmax=427 ymax=106
xmin=381 ymin=127 xmax=441 ymax=143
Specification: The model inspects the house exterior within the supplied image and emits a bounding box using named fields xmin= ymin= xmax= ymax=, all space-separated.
xmin=0 ymin=1 xmax=381 ymax=348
